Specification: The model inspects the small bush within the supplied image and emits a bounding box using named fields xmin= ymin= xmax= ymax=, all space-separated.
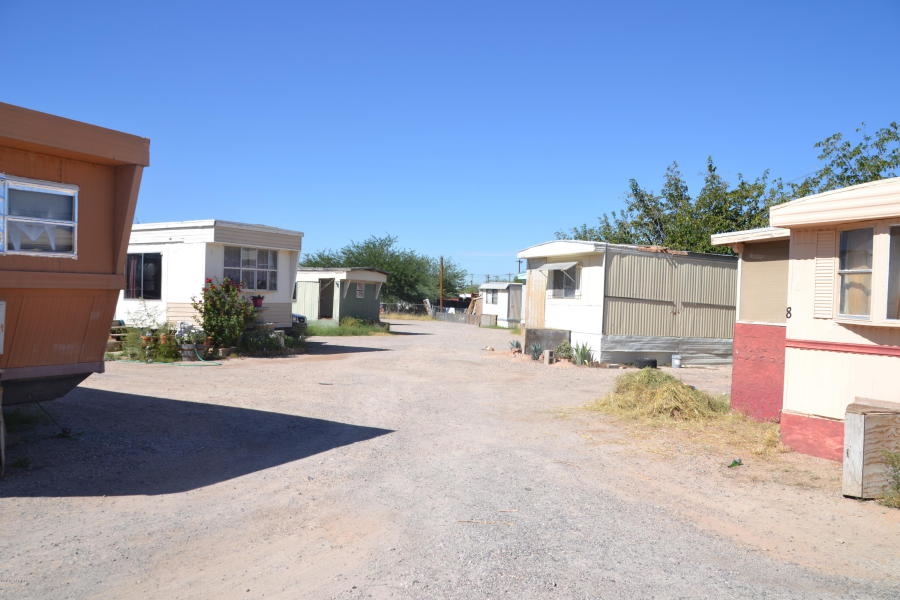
xmin=554 ymin=341 xmax=573 ymax=361
xmin=573 ymin=342 xmax=593 ymax=366
xmin=528 ymin=343 xmax=543 ymax=360
xmin=591 ymin=369 xmax=730 ymax=421
xmin=192 ymin=278 xmax=255 ymax=348
xmin=880 ymin=450 xmax=900 ymax=509
xmin=306 ymin=318 xmax=390 ymax=336
xmin=509 ymin=339 xmax=522 ymax=352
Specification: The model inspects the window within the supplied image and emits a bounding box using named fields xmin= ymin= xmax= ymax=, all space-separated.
xmin=356 ymin=282 xmax=365 ymax=299
xmin=125 ymin=253 xmax=162 ymax=299
xmin=484 ymin=289 xmax=498 ymax=304
xmin=838 ymin=228 xmax=873 ymax=317
xmin=550 ymin=265 xmax=579 ymax=298
xmin=889 ymin=227 xmax=900 ymax=320
xmin=223 ymin=246 xmax=278 ymax=291
xmin=0 ymin=174 xmax=78 ymax=256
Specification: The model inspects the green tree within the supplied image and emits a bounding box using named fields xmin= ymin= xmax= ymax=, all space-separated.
xmin=792 ymin=122 xmax=900 ymax=197
xmin=301 ymin=235 xmax=467 ymax=303
xmin=556 ymin=122 xmax=899 ymax=254
xmin=556 ymin=160 xmax=784 ymax=254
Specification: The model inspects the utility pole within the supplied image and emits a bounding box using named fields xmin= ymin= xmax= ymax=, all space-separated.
xmin=439 ymin=256 xmax=444 ymax=311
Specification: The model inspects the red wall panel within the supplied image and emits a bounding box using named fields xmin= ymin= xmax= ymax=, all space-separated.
xmin=731 ymin=322 xmax=786 ymax=421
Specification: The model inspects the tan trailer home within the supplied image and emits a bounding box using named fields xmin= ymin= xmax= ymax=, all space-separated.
xmin=0 ymin=103 xmax=149 ymax=408
xmin=517 ymin=240 xmax=737 ymax=365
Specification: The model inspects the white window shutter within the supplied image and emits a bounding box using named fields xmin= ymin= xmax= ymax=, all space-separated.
xmin=814 ymin=230 xmax=836 ymax=318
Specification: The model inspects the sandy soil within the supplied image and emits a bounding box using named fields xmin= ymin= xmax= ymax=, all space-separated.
xmin=1 ymin=319 xmax=898 ymax=599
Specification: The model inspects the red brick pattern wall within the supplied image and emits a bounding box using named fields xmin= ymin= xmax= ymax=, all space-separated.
xmin=731 ymin=322 xmax=786 ymax=421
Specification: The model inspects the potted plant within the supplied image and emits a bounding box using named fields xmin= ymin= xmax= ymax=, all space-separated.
xmin=250 ymin=294 xmax=264 ymax=308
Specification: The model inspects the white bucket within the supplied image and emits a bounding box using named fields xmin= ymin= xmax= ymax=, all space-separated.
xmin=671 ymin=354 xmax=682 ymax=368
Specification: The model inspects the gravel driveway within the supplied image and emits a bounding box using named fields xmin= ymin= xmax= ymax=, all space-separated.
xmin=2 ymin=319 xmax=898 ymax=599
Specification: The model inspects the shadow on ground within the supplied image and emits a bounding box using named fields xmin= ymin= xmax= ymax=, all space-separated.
xmin=304 ymin=341 xmax=393 ymax=354
xmin=1 ymin=388 xmax=392 ymax=498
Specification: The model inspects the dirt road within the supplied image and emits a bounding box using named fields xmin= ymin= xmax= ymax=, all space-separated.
xmin=2 ymin=319 xmax=898 ymax=599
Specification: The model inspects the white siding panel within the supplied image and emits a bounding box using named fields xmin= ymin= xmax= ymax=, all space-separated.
xmin=814 ymin=230 xmax=836 ymax=319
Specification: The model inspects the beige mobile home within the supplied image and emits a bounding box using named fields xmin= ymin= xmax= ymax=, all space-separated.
xmin=517 ymin=240 xmax=737 ymax=365
xmin=115 ymin=220 xmax=303 ymax=329
xmin=764 ymin=177 xmax=900 ymax=461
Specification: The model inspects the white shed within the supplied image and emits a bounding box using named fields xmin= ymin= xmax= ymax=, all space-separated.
xmin=478 ymin=282 xmax=523 ymax=328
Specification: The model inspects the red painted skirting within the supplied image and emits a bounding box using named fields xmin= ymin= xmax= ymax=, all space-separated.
xmin=786 ymin=338 xmax=900 ymax=358
xmin=731 ymin=323 xmax=785 ymax=421
xmin=780 ymin=411 xmax=844 ymax=461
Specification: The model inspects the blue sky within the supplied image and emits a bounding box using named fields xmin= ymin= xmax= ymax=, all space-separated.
xmin=5 ymin=1 xmax=899 ymax=283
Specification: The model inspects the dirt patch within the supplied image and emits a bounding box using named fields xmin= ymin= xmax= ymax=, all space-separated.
xmin=1 ymin=320 xmax=898 ymax=599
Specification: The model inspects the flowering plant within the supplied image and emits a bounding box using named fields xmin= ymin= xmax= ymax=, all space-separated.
xmin=191 ymin=278 xmax=255 ymax=347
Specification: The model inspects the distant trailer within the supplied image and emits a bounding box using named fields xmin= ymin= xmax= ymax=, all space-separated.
xmin=0 ymin=104 xmax=149 ymax=412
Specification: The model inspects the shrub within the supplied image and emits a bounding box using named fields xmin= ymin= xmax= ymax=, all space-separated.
xmin=554 ymin=341 xmax=573 ymax=361
xmin=880 ymin=451 xmax=900 ymax=509
xmin=573 ymin=342 xmax=593 ymax=366
xmin=192 ymin=278 xmax=255 ymax=348
xmin=528 ymin=343 xmax=543 ymax=360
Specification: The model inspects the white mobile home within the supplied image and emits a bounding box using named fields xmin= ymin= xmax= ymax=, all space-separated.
xmin=517 ymin=240 xmax=737 ymax=365
xmin=478 ymin=282 xmax=523 ymax=328
xmin=115 ymin=220 xmax=303 ymax=329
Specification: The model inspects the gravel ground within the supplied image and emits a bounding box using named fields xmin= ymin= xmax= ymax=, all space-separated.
xmin=1 ymin=319 xmax=898 ymax=599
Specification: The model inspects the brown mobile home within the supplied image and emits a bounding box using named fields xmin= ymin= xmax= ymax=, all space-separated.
xmin=0 ymin=103 xmax=149 ymax=412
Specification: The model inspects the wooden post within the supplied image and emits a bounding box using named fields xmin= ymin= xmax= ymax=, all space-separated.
xmin=439 ymin=256 xmax=444 ymax=312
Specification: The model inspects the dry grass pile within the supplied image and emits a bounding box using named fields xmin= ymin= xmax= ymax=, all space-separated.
xmin=588 ymin=368 xmax=786 ymax=457
xmin=592 ymin=368 xmax=729 ymax=421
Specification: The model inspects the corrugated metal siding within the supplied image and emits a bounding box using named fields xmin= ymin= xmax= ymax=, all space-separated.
xmin=675 ymin=260 xmax=736 ymax=306
xmin=292 ymin=281 xmax=320 ymax=320
xmin=604 ymin=298 xmax=675 ymax=337
xmin=604 ymin=248 xmax=736 ymax=340
xmin=606 ymin=253 xmax=674 ymax=302
xmin=678 ymin=304 xmax=736 ymax=338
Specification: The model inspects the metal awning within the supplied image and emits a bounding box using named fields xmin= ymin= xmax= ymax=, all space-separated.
xmin=537 ymin=261 xmax=578 ymax=272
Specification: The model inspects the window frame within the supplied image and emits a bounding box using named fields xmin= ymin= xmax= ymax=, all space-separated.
xmin=124 ymin=252 xmax=163 ymax=300
xmin=223 ymin=246 xmax=279 ymax=291
xmin=484 ymin=289 xmax=499 ymax=305
xmin=836 ymin=227 xmax=873 ymax=318
xmin=828 ymin=222 xmax=900 ymax=327
xmin=549 ymin=265 xmax=580 ymax=299
xmin=0 ymin=174 xmax=79 ymax=257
